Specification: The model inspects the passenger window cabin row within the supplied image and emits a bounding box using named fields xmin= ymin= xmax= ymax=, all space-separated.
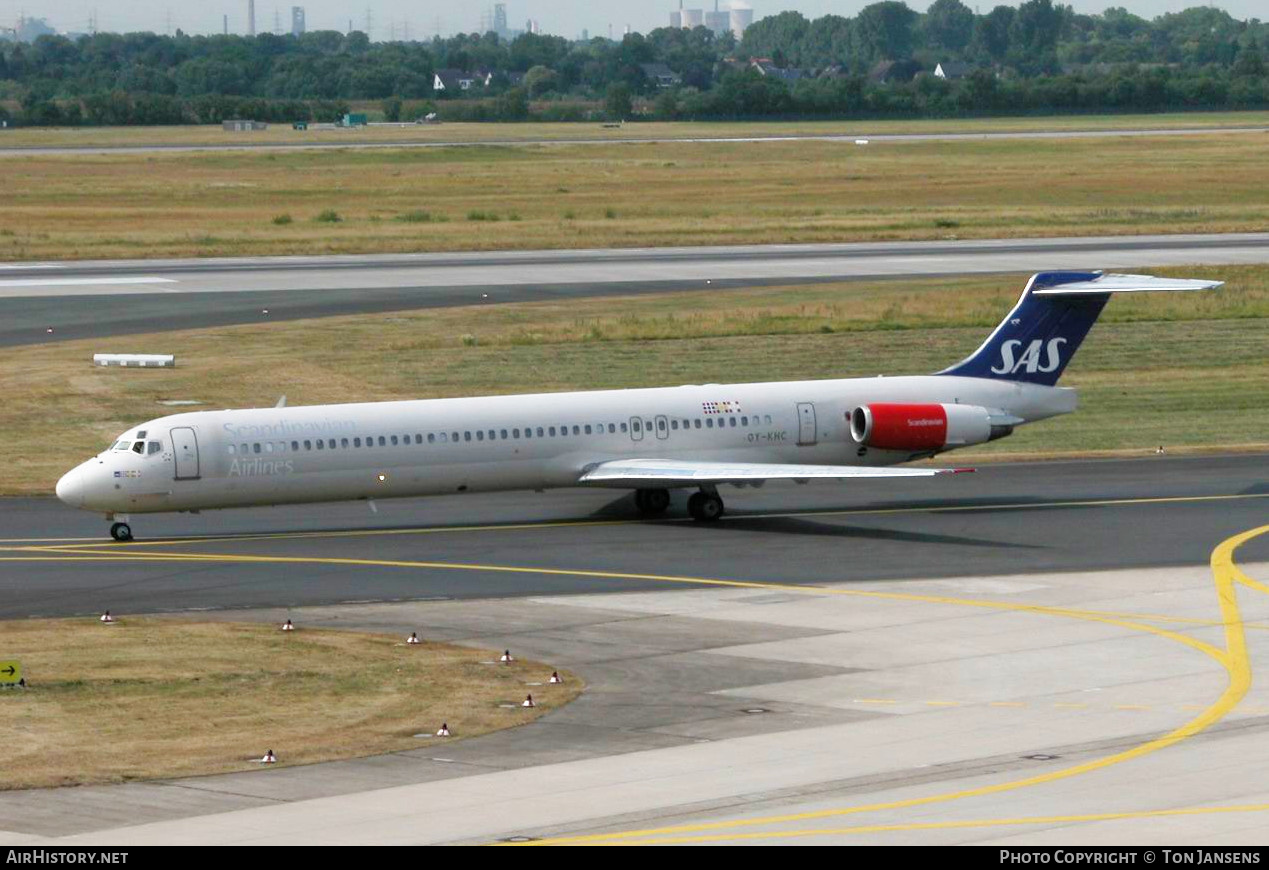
xmin=224 ymin=414 xmax=777 ymax=456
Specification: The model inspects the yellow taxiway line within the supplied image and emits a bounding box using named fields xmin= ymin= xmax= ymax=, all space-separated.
xmin=1 ymin=505 xmax=1266 ymax=843
xmin=510 ymin=523 xmax=1264 ymax=845
xmin=12 ymin=490 xmax=1268 ymax=552
xmin=590 ymin=803 xmax=1269 ymax=845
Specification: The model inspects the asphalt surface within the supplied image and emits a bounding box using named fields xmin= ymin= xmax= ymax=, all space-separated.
xmin=2 ymin=453 xmax=1266 ymax=621
xmin=4 ymin=233 xmax=1268 ymax=348
xmin=3 ymin=453 xmax=1268 ymax=845
xmin=2 ymin=452 xmax=1269 ymax=844
xmin=2 ymin=124 xmax=1267 ymax=156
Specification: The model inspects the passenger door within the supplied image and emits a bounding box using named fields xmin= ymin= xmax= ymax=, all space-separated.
xmin=171 ymin=427 xmax=200 ymax=480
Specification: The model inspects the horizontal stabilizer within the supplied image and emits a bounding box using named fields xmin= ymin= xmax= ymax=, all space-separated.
xmin=1031 ymin=273 xmax=1223 ymax=295
xmin=579 ymin=458 xmax=971 ymax=488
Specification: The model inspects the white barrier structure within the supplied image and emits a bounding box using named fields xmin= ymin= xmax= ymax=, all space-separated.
xmin=93 ymin=354 xmax=175 ymax=368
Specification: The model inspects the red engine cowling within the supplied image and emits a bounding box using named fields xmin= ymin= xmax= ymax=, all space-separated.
xmin=850 ymin=403 xmax=1003 ymax=451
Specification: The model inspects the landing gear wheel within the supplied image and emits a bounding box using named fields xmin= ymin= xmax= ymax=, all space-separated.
xmin=110 ymin=522 xmax=133 ymax=542
xmin=687 ymin=492 xmax=724 ymax=522
xmin=634 ymin=488 xmax=671 ymax=516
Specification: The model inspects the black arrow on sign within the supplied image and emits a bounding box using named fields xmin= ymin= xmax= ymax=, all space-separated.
xmin=1 ymin=666 xmax=14 ymax=676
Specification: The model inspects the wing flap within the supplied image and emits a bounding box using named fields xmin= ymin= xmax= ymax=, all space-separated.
xmin=578 ymin=458 xmax=971 ymax=488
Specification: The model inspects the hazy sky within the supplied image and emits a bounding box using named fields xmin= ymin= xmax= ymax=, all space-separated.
xmin=3 ymin=0 xmax=1262 ymax=41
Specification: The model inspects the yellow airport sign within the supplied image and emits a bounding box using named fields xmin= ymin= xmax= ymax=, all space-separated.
xmin=0 ymin=660 xmax=21 ymax=686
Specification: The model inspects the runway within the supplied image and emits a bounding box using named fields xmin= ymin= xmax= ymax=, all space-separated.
xmin=2 ymin=124 xmax=1267 ymax=157
xmin=1 ymin=453 xmax=1269 ymax=845
xmin=4 ymin=233 xmax=1268 ymax=347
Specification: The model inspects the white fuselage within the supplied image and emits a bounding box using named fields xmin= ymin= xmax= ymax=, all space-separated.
xmin=56 ymin=374 xmax=1075 ymax=517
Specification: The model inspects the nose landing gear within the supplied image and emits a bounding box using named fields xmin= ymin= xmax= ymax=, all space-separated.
xmin=109 ymin=522 xmax=133 ymax=542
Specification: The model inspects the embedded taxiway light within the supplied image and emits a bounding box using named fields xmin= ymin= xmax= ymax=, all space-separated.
xmin=377 ymin=473 xmax=387 ymax=482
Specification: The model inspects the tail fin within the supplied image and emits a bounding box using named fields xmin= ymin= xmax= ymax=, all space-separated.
xmin=938 ymin=271 xmax=1221 ymax=386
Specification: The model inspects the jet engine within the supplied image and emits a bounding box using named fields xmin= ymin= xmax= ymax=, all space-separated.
xmin=849 ymin=403 xmax=1012 ymax=451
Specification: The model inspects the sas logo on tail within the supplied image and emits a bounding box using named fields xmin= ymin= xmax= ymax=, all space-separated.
xmin=991 ymin=338 xmax=1067 ymax=375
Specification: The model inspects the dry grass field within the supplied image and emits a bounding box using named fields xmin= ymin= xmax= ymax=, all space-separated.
xmin=1 ymin=266 xmax=1265 ymax=495
xmin=0 ymin=617 xmax=579 ymax=789
xmin=3 ymin=112 xmax=1269 ymax=148
xmin=2 ymin=129 xmax=1268 ymax=261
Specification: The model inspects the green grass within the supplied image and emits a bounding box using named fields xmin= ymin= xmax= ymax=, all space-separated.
xmin=0 ymin=266 xmax=1265 ymax=495
xmin=3 ymin=130 xmax=1269 ymax=260
xmin=0 ymin=617 xmax=579 ymax=789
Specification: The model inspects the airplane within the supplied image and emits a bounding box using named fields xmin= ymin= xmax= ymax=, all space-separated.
xmin=56 ymin=270 xmax=1220 ymax=542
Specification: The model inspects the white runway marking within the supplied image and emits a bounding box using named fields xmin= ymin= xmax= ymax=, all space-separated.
xmin=0 ymin=276 xmax=176 ymax=288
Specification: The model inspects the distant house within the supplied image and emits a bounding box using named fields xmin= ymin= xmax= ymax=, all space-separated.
xmin=750 ymin=58 xmax=807 ymax=83
xmin=639 ymin=62 xmax=682 ymax=88
xmin=474 ymin=69 xmax=512 ymax=88
xmin=816 ymin=63 xmax=851 ymax=80
xmin=869 ymin=60 xmax=923 ymax=84
xmin=433 ymin=69 xmax=481 ymax=92
xmin=934 ymin=61 xmax=972 ymax=81
xmin=222 ymin=119 xmax=268 ymax=132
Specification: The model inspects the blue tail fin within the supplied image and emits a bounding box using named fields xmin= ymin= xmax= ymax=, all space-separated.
xmin=938 ymin=270 xmax=1220 ymax=387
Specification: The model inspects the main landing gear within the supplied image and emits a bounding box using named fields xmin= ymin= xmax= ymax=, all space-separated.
xmin=634 ymin=487 xmax=724 ymax=521
xmin=633 ymin=487 xmax=671 ymax=516
xmin=687 ymin=490 xmax=724 ymax=522
xmin=110 ymin=522 xmax=133 ymax=542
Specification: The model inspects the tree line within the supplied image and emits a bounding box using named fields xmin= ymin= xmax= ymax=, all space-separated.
xmin=0 ymin=1 xmax=1266 ymax=125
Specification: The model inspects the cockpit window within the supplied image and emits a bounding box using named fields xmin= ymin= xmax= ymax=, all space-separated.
xmin=147 ymin=441 xmax=162 ymax=455
xmin=112 ymin=440 xmax=131 ymax=451
xmin=131 ymin=441 xmax=145 ymax=454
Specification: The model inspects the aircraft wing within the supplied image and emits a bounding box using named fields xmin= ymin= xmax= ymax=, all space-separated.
xmin=577 ymin=458 xmax=972 ymax=488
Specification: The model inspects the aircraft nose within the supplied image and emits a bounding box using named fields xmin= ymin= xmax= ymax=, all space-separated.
xmin=56 ymin=468 xmax=84 ymax=508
